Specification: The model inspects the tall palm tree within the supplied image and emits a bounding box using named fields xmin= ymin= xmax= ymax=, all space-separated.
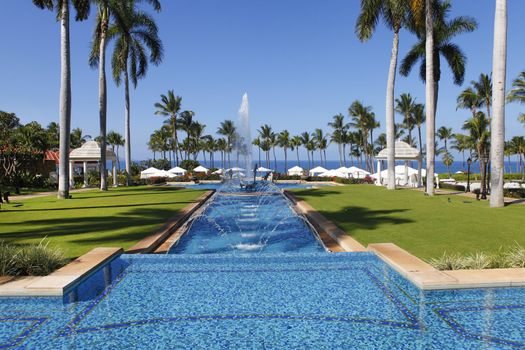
xmin=463 ymin=112 xmax=490 ymax=198
xmin=154 ymin=90 xmax=182 ymax=166
xmin=490 ymin=0 xmax=507 ymax=207
xmin=252 ymin=137 xmax=262 ymax=166
xmin=395 ymin=93 xmax=416 ymax=141
xmin=300 ymin=132 xmax=313 ymax=170
xmin=507 ymin=71 xmax=525 ymax=105
xmin=472 ymin=74 xmax=493 ymax=121
xmin=278 ymin=130 xmax=291 ymax=172
xmin=178 ymin=110 xmax=195 ymax=160
xmin=217 ymin=120 xmax=236 ymax=168
xmin=328 ymin=114 xmax=347 ymax=167
xmin=436 ymin=126 xmax=452 ymax=152
xmin=451 ymin=133 xmax=469 ymax=169
xmin=412 ymin=103 xmax=425 ymax=152
xmin=258 ymin=124 xmax=274 ymax=168
xmin=33 ymin=0 xmax=90 ymax=198
xmin=402 ymin=0 xmax=477 ymax=195
xmin=356 ymin=0 xmax=409 ymax=190
xmin=216 ymin=138 xmax=227 ymax=168
xmin=349 ymin=101 xmax=375 ymax=172
xmin=70 ymin=127 xmax=91 ymax=148
xmin=312 ymin=129 xmax=328 ymax=167
xmin=291 ymin=136 xmax=302 ymax=168
xmin=109 ymin=0 xmax=162 ymax=185
xmin=107 ymin=130 xmax=124 ymax=171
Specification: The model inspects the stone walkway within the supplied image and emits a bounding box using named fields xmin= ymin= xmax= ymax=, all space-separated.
xmin=8 ymin=188 xmax=94 ymax=201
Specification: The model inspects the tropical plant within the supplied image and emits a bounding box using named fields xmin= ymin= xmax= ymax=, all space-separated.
xmin=395 ymin=93 xmax=417 ymax=143
xmin=402 ymin=0 xmax=477 ymax=195
xmin=349 ymin=101 xmax=376 ymax=172
xmin=109 ymin=0 xmax=162 ymax=185
xmin=328 ymin=114 xmax=348 ymax=167
xmin=154 ymin=90 xmax=183 ymax=166
xmin=451 ymin=133 xmax=470 ymax=169
xmin=258 ymin=124 xmax=274 ymax=168
xmin=300 ymin=132 xmax=313 ymax=170
xmin=278 ymin=130 xmax=291 ymax=172
xmin=33 ymin=0 xmax=91 ymax=199
xmin=436 ymin=126 xmax=452 ymax=152
xmin=291 ymin=136 xmax=303 ymax=167
xmin=107 ymin=131 xmax=124 ymax=171
xmin=442 ymin=151 xmax=454 ymax=177
xmin=312 ymin=129 xmax=329 ymax=167
xmin=356 ymin=0 xmax=409 ymax=190
xmin=217 ymin=120 xmax=236 ymax=168
xmin=463 ymin=111 xmax=490 ymax=197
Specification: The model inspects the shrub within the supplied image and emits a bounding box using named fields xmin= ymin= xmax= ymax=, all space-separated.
xmin=429 ymin=244 xmax=525 ymax=270
xmin=505 ymin=244 xmax=525 ymax=268
xmin=275 ymin=175 xmax=302 ymax=181
xmin=0 ymin=239 xmax=67 ymax=276
xmin=504 ymin=189 xmax=525 ymax=199
xmin=439 ymin=182 xmax=466 ymax=191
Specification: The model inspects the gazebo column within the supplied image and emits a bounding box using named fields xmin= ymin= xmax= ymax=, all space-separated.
xmin=417 ymin=158 xmax=423 ymax=188
xmin=83 ymin=161 xmax=88 ymax=188
xmin=112 ymin=161 xmax=117 ymax=187
xmin=376 ymin=160 xmax=382 ymax=186
xmin=69 ymin=161 xmax=74 ymax=188
xmin=404 ymin=161 xmax=409 ymax=186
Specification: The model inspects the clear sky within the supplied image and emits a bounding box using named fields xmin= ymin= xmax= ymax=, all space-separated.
xmin=1 ymin=0 xmax=524 ymax=161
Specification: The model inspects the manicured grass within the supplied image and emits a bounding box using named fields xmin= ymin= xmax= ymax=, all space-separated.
xmin=0 ymin=186 xmax=205 ymax=258
xmin=291 ymin=185 xmax=525 ymax=260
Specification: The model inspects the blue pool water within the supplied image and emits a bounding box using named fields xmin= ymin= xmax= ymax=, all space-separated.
xmin=170 ymin=193 xmax=325 ymax=254
xmin=2 ymin=253 xmax=524 ymax=349
xmin=174 ymin=182 xmax=330 ymax=191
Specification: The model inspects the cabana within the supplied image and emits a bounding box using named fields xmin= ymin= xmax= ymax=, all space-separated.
xmin=347 ymin=166 xmax=370 ymax=179
xmin=375 ymin=141 xmax=423 ymax=187
xmin=212 ymin=169 xmax=223 ymax=175
xmin=309 ymin=166 xmax=328 ymax=177
xmin=140 ymin=167 xmax=160 ymax=179
xmin=287 ymin=166 xmax=304 ymax=176
xmin=193 ymin=165 xmax=209 ymax=173
xmin=167 ymin=166 xmax=187 ymax=177
xmin=69 ymin=141 xmax=117 ymax=188
xmin=256 ymin=166 xmax=272 ymax=172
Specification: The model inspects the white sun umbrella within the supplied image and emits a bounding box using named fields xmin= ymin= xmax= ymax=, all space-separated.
xmin=212 ymin=168 xmax=223 ymax=175
xmin=228 ymin=167 xmax=245 ymax=172
xmin=320 ymin=169 xmax=347 ymax=178
xmin=257 ymin=166 xmax=272 ymax=172
xmin=167 ymin=166 xmax=187 ymax=177
xmin=140 ymin=167 xmax=160 ymax=179
xmin=193 ymin=165 xmax=209 ymax=173
xmin=309 ymin=166 xmax=328 ymax=176
xmin=151 ymin=169 xmax=170 ymax=177
xmin=347 ymin=166 xmax=370 ymax=179
xmin=287 ymin=166 xmax=304 ymax=176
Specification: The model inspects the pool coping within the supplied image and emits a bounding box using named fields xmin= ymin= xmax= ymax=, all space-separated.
xmin=368 ymin=243 xmax=525 ymax=290
xmin=283 ymin=191 xmax=367 ymax=252
xmin=127 ymin=190 xmax=215 ymax=253
xmin=0 ymin=247 xmax=122 ymax=297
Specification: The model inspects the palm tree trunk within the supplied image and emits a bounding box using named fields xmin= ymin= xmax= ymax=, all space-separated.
xmin=258 ymin=146 xmax=261 ymax=166
xmin=490 ymin=0 xmax=507 ymax=208
xmin=172 ymin=118 xmax=179 ymax=167
xmin=58 ymin=0 xmax=71 ymax=199
xmin=385 ymin=30 xmax=399 ymax=189
xmin=98 ymin=13 xmax=108 ymax=191
xmin=343 ymin=144 xmax=347 ymax=167
xmin=284 ymin=147 xmax=288 ymax=173
xmin=273 ymin=147 xmax=277 ymax=170
xmin=418 ymin=126 xmax=423 ymax=153
xmin=124 ymin=65 xmax=131 ymax=186
xmin=425 ymin=0 xmax=436 ymax=195
xmin=296 ymin=148 xmax=300 ymax=167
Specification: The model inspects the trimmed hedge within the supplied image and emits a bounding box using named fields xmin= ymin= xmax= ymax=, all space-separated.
xmin=439 ymin=182 xmax=466 ymax=191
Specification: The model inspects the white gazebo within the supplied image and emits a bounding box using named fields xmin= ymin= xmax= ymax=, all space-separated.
xmin=375 ymin=141 xmax=423 ymax=187
xmin=193 ymin=165 xmax=209 ymax=173
xmin=167 ymin=166 xmax=187 ymax=177
xmin=69 ymin=141 xmax=117 ymax=188
xmin=309 ymin=166 xmax=328 ymax=177
xmin=140 ymin=167 xmax=160 ymax=179
xmin=287 ymin=166 xmax=304 ymax=176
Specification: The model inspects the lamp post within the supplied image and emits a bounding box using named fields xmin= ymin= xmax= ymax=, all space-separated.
xmin=466 ymin=158 xmax=472 ymax=192
xmin=481 ymin=152 xmax=489 ymax=200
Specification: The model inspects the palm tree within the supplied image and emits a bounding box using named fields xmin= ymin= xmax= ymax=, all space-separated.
xmin=70 ymin=128 xmax=91 ymax=148
xmin=411 ymin=103 xmax=425 ymax=152
xmin=154 ymin=91 xmax=182 ymax=166
xmin=291 ymin=136 xmax=302 ymax=167
xmin=395 ymin=93 xmax=416 ymax=144
xmin=300 ymin=132 xmax=312 ymax=170
xmin=278 ymin=130 xmax=291 ymax=172
xmin=356 ymin=0 xmax=409 ymax=190
xmin=258 ymin=124 xmax=274 ymax=168
xmin=33 ymin=0 xmax=90 ymax=198
xmin=402 ymin=0 xmax=477 ymax=195
xmin=107 ymin=131 xmax=124 ymax=171
xmin=109 ymin=0 xmax=162 ymax=185
xmin=472 ymin=74 xmax=493 ymax=121
xmin=217 ymin=120 xmax=236 ymax=168
xmin=490 ymin=0 xmax=507 ymax=207
xmin=436 ymin=126 xmax=452 ymax=152
xmin=252 ymin=137 xmax=262 ymax=166
xmin=451 ymin=133 xmax=469 ymax=169
xmin=328 ymin=114 xmax=347 ymax=167
xmin=312 ymin=129 xmax=328 ymax=167
xmin=216 ymin=138 xmax=227 ymax=168
xmin=442 ymin=151 xmax=454 ymax=177
xmin=349 ymin=101 xmax=375 ymax=172
xmin=463 ymin=112 xmax=490 ymax=198
xmin=178 ymin=110 xmax=195 ymax=160
xmin=508 ymin=71 xmax=525 ymax=104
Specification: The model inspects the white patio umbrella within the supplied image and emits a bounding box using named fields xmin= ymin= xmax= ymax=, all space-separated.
xmin=256 ymin=166 xmax=273 ymax=172
xmin=140 ymin=167 xmax=160 ymax=179
xmin=228 ymin=167 xmax=245 ymax=172
xmin=212 ymin=169 xmax=223 ymax=175
xmin=347 ymin=166 xmax=370 ymax=179
xmin=167 ymin=166 xmax=187 ymax=177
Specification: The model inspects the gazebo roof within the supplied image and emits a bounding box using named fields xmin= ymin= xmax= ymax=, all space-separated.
xmin=376 ymin=141 xmax=421 ymax=160
xmin=69 ymin=141 xmax=116 ymax=161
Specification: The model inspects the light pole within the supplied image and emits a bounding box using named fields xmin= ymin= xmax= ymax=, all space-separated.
xmin=481 ymin=152 xmax=489 ymax=200
xmin=466 ymin=158 xmax=472 ymax=192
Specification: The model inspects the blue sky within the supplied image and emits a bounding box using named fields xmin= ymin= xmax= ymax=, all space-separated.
xmin=1 ymin=0 xmax=524 ymax=161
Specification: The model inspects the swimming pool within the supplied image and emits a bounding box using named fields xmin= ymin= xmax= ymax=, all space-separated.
xmin=172 ymin=181 xmax=330 ymax=191
xmin=169 ymin=193 xmax=324 ymax=254
xmin=2 ymin=253 xmax=524 ymax=349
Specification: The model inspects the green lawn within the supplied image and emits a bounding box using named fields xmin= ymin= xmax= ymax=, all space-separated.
xmin=0 ymin=186 xmax=205 ymax=258
xmin=291 ymin=185 xmax=525 ymax=260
